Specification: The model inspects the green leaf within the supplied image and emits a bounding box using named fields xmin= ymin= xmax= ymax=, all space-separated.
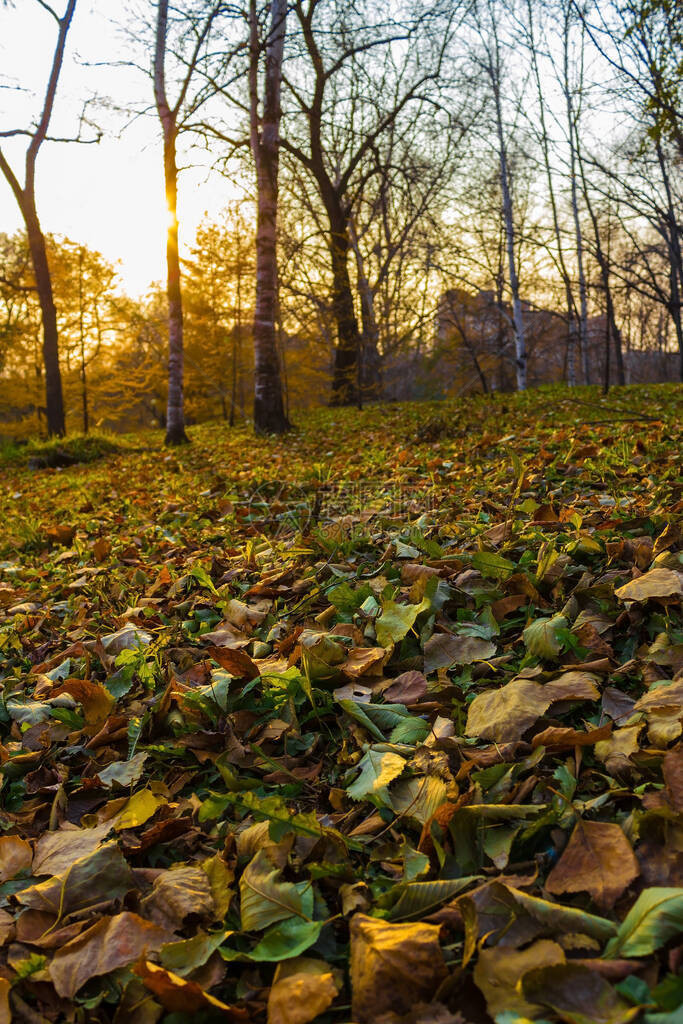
xmin=604 ymin=888 xmax=683 ymax=958
xmin=189 ymin=564 xmax=218 ymax=594
xmin=472 ymin=551 xmax=516 ymax=579
xmin=246 ymin=918 xmax=323 ymax=962
xmin=329 ymin=582 xmax=373 ymax=615
xmin=239 ymin=850 xmax=311 ymax=932
xmin=347 ymin=748 xmax=406 ymax=801
xmin=523 ymin=615 xmax=569 ymax=659
xmin=161 ymin=930 xmax=231 ymax=977
xmin=387 ymin=876 xmax=479 ymax=920
xmin=376 ymin=597 xmax=429 ymax=648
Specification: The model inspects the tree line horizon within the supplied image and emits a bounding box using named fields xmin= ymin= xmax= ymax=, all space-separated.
xmin=1 ymin=0 xmax=681 ymax=443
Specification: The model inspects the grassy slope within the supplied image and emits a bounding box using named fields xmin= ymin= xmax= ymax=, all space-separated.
xmin=0 ymin=382 xmax=682 ymax=1021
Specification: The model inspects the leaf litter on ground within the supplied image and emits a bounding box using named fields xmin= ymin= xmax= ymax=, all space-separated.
xmin=0 ymin=383 xmax=682 ymax=1022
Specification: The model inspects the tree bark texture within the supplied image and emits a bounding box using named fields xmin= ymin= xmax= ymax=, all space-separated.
xmin=251 ymin=0 xmax=290 ymax=433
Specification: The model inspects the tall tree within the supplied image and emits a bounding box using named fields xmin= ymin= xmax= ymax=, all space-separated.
xmin=475 ymin=0 xmax=527 ymax=390
xmin=282 ymin=0 xmax=461 ymax=405
xmin=151 ymin=0 xmax=230 ymax=444
xmin=249 ymin=0 xmax=290 ymax=433
xmin=0 ymin=0 xmax=82 ymax=436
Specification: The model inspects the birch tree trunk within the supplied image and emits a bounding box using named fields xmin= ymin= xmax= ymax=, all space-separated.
xmin=491 ymin=68 xmax=526 ymax=390
xmin=250 ymin=0 xmax=290 ymax=433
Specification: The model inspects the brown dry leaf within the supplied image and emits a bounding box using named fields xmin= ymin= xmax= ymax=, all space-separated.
xmin=93 ymin=537 xmax=111 ymax=562
xmin=0 ymin=835 xmax=32 ymax=881
xmin=32 ymin=822 xmax=112 ymax=876
xmin=349 ymin=913 xmax=447 ymax=1023
xmin=634 ymin=677 xmax=683 ymax=713
xmin=466 ymin=673 xmax=600 ymax=743
xmin=206 ymin=645 xmax=259 ymax=680
xmin=594 ymin=725 xmax=643 ymax=776
xmin=521 ymin=962 xmax=642 ymax=1023
xmin=647 ymin=707 xmax=682 ymax=746
xmin=0 ymin=978 xmax=9 ymax=1024
xmin=473 ymin=939 xmax=565 ymax=1018
xmin=466 ymin=679 xmax=551 ymax=743
xmin=134 ymin=959 xmax=246 ymax=1018
xmin=615 ymin=568 xmax=683 ymax=603
xmin=15 ymin=910 xmax=88 ymax=949
xmin=663 ymin=746 xmax=683 ymax=811
xmin=49 ymin=912 xmax=169 ymax=998
xmin=51 ymin=678 xmax=115 ymax=726
xmin=17 ymin=841 xmax=134 ymax=917
xmin=544 ymin=671 xmax=602 ymax=702
xmin=375 ymin=1003 xmax=464 ymax=1024
xmin=341 ymin=646 xmax=387 ymax=679
xmin=531 ymin=722 xmax=612 ymax=749
xmin=424 ymin=633 xmax=497 ymax=672
xmin=383 ymin=671 xmax=428 ymax=704
xmin=267 ymin=957 xmax=340 ymax=1024
xmin=546 ymin=821 xmax=639 ymax=910
xmin=0 ymin=908 xmax=14 ymax=945
xmin=140 ymin=865 xmax=215 ymax=931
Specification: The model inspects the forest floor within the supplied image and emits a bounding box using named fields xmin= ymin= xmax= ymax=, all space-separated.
xmin=0 ymin=383 xmax=682 ymax=1024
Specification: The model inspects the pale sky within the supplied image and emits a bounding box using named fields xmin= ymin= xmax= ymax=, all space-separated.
xmin=0 ymin=1 xmax=240 ymax=296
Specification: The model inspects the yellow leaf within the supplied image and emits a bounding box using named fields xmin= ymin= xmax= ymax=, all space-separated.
xmin=267 ymin=957 xmax=340 ymax=1024
xmin=114 ymin=789 xmax=164 ymax=831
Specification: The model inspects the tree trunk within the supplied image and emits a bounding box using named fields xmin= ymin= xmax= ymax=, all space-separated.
xmin=562 ymin=13 xmax=590 ymax=385
xmin=251 ymin=0 xmax=289 ymax=434
xmin=0 ymin=0 xmax=75 ymax=438
xmin=576 ymin=142 xmax=626 ymax=387
xmin=493 ymin=89 xmax=526 ymax=390
xmin=655 ymin=141 xmax=683 ymax=382
xmin=348 ymin=215 xmax=382 ymax=400
xmin=24 ymin=203 xmax=65 ymax=436
xmin=328 ymin=208 xmax=362 ymax=405
xmin=163 ymin=129 xmax=188 ymax=444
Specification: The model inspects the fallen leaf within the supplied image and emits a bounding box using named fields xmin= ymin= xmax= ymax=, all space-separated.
xmin=521 ymin=962 xmax=641 ymax=1023
xmin=0 ymin=835 xmax=32 ymax=881
xmin=466 ymin=673 xmax=600 ymax=743
xmin=349 ymin=914 xmax=447 ymax=1023
xmin=49 ymin=912 xmax=169 ymax=998
xmin=546 ymin=821 xmax=639 ymax=910
xmin=17 ymin=842 xmax=134 ymax=917
xmin=383 ymin=671 xmax=428 ymax=703
xmin=51 ymin=678 xmax=114 ymax=726
xmin=267 ymin=956 xmax=340 ymax=1024
xmin=32 ymin=822 xmax=112 ymax=876
xmin=114 ymin=788 xmax=164 ymax=831
xmin=424 ymin=633 xmax=497 ymax=672
xmin=523 ymin=614 xmax=569 ymax=659
xmin=347 ymin=748 xmax=406 ymax=801
xmin=240 ymin=850 xmax=309 ymax=931
xmin=134 ymin=958 xmax=245 ymax=1017
xmin=615 ymin=568 xmax=683 ymax=603
xmin=0 ymin=978 xmax=10 ymax=1024
xmin=663 ymin=746 xmax=683 ymax=810
xmin=141 ymin=865 xmax=215 ymax=931
xmin=604 ymin=887 xmax=683 ymax=958
xmin=473 ymin=939 xmax=565 ymax=1018
xmin=207 ymin=645 xmax=260 ymax=680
